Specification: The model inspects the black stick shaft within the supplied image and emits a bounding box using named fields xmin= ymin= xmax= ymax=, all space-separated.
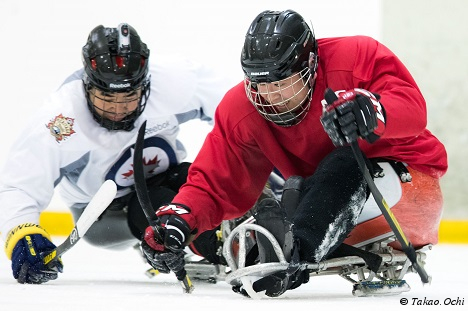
xmin=351 ymin=141 xmax=430 ymax=283
xmin=133 ymin=121 xmax=164 ymax=234
xmin=324 ymin=87 xmax=430 ymax=284
xmin=133 ymin=121 xmax=194 ymax=293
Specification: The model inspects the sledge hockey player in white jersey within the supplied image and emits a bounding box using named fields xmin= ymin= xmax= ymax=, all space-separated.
xmin=0 ymin=23 xmax=235 ymax=284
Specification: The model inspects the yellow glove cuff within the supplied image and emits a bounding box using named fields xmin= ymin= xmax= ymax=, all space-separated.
xmin=4 ymin=223 xmax=51 ymax=260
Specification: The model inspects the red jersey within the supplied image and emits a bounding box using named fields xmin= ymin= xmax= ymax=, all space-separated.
xmin=174 ymin=36 xmax=448 ymax=234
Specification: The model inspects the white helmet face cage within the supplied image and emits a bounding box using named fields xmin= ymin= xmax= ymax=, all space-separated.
xmin=244 ymin=67 xmax=312 ymax=127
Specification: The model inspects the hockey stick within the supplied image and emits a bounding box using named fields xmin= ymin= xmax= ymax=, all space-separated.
xmin=133 ymin=120 xmax=194 ymax=294
xmin=350 ymin=141 xmax=431 ymax=284
xmin=323 ymin=88 xmax=431 ymax=284
xmin=42 ymin=180 xmax=117 ymax=265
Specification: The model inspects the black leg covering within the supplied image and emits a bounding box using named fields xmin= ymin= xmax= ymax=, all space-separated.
xmin=292 ymin=146 xmax=368 ymax=263
xmin=191 ymin=227 xmax=226 ymax=265
xmin=127 ymin=186 xmax=177 ymax=239
xmin=165 ymin=162 xmax=191 ymax=191
xmin=127 ymin=162 xmax=191 ymax=239
xmin=281 ymin=175 xmax=304 ymax=221
xmin=254 ymin=198 xmax=294 ymax=262
xmin=70 ymin=204 xmax=137 ymax=250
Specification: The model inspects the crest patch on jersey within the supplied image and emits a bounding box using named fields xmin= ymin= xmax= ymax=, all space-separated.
xmin=46 ymin=114 xmax=76 ymax=143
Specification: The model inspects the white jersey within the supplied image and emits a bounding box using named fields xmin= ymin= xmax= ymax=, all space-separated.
xmin=0 ymin=56 xmax=235 ymax=237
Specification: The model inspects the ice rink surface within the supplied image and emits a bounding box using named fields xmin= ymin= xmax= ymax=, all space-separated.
xmin=0 ymin=240 xmax=467 ymax=311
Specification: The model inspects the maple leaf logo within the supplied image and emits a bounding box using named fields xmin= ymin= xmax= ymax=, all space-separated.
xmin=121 ymin=165 xmax=134 ymax=179
xmin=121 ymin=155 xmax=161 ymax=180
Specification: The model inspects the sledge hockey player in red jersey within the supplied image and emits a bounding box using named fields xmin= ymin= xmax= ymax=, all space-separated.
xmin=141 ymin=9 xmax=447 ymax=297
xmin=0 ymin=23 xmax=237 ymax=284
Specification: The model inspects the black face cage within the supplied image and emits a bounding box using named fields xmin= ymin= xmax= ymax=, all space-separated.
xmin=244 ymin=67 xmax=312 ymax=127
xmin=84 ymin=76 xmax=151 ymax=131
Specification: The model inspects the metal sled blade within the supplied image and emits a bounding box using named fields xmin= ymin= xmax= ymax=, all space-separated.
xmin=352 ymin=280 xmax=411 ymax=297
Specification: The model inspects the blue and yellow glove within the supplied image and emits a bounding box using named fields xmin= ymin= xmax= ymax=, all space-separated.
xmin=5 ymin=223 xmax=63 ymax=284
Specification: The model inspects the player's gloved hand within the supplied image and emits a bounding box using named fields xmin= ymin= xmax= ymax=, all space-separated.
xmin=232 ymin=238 xmax=309 ymax=298
xmin=141 ymin=204 xmax=197 ymax=278
xmin=5 ymin=223 xmax=63 ymax=284
xmin=321 ymin=88 xmax=386 ymax=146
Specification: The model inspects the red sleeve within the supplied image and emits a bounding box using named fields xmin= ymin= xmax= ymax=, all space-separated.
xmin=323 ymin=36 xmax=428 ymax=139
xmin=349 ymin=37 xmax=447 ymax=176
xmin=353 ymin=36 xmax=427 ymax=139
xmin=172 ymin=86 xmax=274 ymax=234
xmin=318 ymin=36 xmax=447 ymax=177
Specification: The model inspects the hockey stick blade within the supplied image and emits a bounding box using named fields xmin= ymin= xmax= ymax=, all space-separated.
xmin=323 ymin=88 xmax=431 ymax=284
xmin=133 ymin=120 xmax=164 ymax=233
xmin=43 ymin=180 xmax=117 ymax=265
xmin=134 ymin=120 xmax=194 ymax=294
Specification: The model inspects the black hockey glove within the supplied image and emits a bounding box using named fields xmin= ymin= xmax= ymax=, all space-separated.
xmin=5 ymin=223 xmax=63 ymax=284
xmin=141 ymin=238 xmax=186 ymax=275
xmin=321 ymin=88 xmax=386 ymax=146
xmin=141 ymin=204 xmax=196 ymax=279
xmin=233 ymin=239 xmax=309 ymax=298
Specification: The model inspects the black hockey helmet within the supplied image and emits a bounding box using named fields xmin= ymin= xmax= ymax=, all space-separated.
xmin=241 ymin=10 xmax=317 ymax=84
xmin=241 ymin=10 xmax=318 ymax=127
xmin=82 ymin=23 xmax=151 ymax=131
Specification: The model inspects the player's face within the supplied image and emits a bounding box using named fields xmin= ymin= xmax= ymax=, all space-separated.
xmin=256 ymin=71 xmax=310 ymax=112
xmin=89 ymin=88 xmax=142 ymax=121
